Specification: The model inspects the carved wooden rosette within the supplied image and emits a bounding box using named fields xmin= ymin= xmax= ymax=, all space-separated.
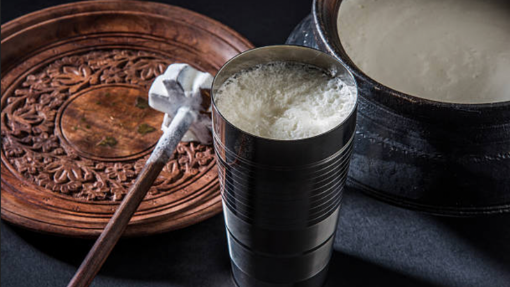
xmin=1 ymin=0 xmax=254 ymax=237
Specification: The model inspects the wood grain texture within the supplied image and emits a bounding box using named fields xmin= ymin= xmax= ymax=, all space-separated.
xmin=69 ymin=108 xmax=196 ymax=287
xmin=1 ymin=0 xmax=254 ymax=238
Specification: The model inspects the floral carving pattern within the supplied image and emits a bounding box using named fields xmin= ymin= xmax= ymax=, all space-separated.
xmin=1 ymin=50 xmax=215 ymax=201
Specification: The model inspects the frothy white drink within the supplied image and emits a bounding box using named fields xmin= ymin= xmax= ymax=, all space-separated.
xmin=337 ymin=0 xmax=510 ymax=103
xmin=214 ymin=62 xmax=356 ymax=140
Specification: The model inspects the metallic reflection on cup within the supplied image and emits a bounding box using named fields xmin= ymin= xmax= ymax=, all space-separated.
xmin=211 ymin=45 xmax=358 ymax=287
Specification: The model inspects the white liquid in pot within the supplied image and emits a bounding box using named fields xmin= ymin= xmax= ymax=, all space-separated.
xmin=214 ymin=62 xmax=356 ymax=140
xmin=337 ymin=0 xmax=510 ymax=103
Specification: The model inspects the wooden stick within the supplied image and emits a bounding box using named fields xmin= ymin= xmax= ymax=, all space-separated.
xmin=68 ymin=108 xmax=196 ymax=287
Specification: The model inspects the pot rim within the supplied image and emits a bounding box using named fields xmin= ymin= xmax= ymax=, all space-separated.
xmin=312 ymin=0 xmax=510 ymax=111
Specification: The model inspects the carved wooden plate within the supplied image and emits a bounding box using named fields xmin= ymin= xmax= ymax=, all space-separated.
xmin=1 ymin=0 xmax=253 ymax=237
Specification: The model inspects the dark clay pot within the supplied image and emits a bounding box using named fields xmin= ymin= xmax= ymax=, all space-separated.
xmin=287 ymin=0 xmax=510 ymax=216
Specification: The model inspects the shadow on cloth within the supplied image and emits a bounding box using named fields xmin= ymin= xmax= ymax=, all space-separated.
xmin=3 ymin=214 xmax=234 ymax=286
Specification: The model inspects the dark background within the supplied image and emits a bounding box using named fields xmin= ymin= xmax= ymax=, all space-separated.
xmin=2 ymin=1 xmax=510 ymax=287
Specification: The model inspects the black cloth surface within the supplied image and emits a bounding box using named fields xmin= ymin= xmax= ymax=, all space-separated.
xmin=2 ymin=1 xmax=510 ymax=286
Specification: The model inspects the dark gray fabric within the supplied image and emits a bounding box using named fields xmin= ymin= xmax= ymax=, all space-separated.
xmin=2 ymin=0 xmax=510 ymax=286
xmin=334 ymin=190 xmax=510 ymax=287
xmin=3 ymin=188 xmax=509 ymax=287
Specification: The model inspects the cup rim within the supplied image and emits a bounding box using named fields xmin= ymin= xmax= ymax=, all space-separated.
xmin=211 ymin=44 xmax=358 ymax=143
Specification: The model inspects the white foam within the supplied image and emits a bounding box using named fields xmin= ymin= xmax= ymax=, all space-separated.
xmin=214 ymin=62 xmax=356 ymax=140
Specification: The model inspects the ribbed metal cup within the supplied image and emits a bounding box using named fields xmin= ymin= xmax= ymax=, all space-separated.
xmin=211 ymin=45 xmax=357 ymax=287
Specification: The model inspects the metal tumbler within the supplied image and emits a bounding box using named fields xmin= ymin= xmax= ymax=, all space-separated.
xmin=211 ymin=45 xmax=358 ymax=287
